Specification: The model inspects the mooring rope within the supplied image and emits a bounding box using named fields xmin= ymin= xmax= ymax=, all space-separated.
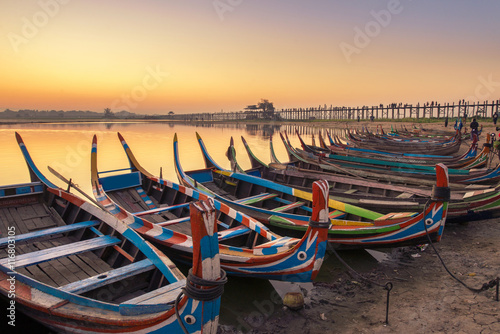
xmin=422 ymin=199 xmax=499 ymax=300
xmin=331 ymin=248 xmax=393 ymax=324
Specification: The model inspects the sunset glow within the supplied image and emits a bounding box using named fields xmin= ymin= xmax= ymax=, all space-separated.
xmin=1 ymin=0 xmax=499 ymax=114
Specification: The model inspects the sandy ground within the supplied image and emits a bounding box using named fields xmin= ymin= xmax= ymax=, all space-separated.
xmin=218 ymin=219 xmax=500 ymax=334
xmin=219 ymin=119 xmax=500 ymax=334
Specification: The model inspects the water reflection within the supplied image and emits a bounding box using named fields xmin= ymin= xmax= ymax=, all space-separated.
xmin=1 ymin=121 xmax=347 ymax=191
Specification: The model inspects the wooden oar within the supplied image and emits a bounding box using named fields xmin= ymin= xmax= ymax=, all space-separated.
xmin=48 ymin=166 xmax=105 ymax=209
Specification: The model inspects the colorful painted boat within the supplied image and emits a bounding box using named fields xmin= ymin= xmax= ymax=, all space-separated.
xmin=309 ymin=130 xmax=482 ymax=169
xmin=1 ymin=133 xmax=225 ymax=334
xmin=324 ymin=130 xmax=479 ymax=165
xmin=174 ymin=132 xmax=450 ymax=249
xmin=91 ymin=133 xmax=329 ymax=282
xmin=344 ymin=127 xmax=463 ymax=155
xmin=280 ymin=131 xmax=500 ymax=186
xmin=232 ymin=135 xmax=500 ymax=223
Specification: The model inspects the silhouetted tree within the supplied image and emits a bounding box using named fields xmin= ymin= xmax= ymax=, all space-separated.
xmin=257 ymin=99 xmax=275 ymax=119
xmin=104 ymin=108 xmax=114 ymax=118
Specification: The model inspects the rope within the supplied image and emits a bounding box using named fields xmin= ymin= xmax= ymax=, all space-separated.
xmin=309 ymin=220 xmax=331 ymax=228
xmin=431 ymin=186 xmax=450 ymax=201
xmin=422 ymin=199 xmax=500 ymax=297
xmin=175 ymin=292 xmax=189 ymax=334
xmin=331 ymin=248 xmax=393 ymax=324
xmin=183 ymin=268 xmax=227 ymax=301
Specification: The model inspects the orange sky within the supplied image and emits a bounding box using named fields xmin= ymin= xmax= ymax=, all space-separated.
xmin=1 ymin=1 xmax=499 ymax=114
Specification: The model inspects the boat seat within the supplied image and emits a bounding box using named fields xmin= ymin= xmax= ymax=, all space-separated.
xmin=123 ymin=279 xmax=185 ymax=305
xmin=236 ymin=193 xmax=278 ymax=205
xmin=395 ymin=192 xmax=414 ymax=199
xmin=343 ymin=189 xmax=358 ymax=194
xmin=0 ymin=182 xmax=44 ymax=198
xmin=0 ymin=235 xmax=121 ymax=268
xmin=60 ymin=258 xmax=155 ymax=294
xmin=135 ymin=187 xmax=156 ymax=209
xmin=99 ymin=171 xmax=142 ymax=192
xmin=0 ymin=220 xmax=100 ymax=247
xmin=217 ymin=225 xmax=251 ymax=241
xmin=329 ymin=210 xmax=347 ymax=219
xmin=273 ymin=197 xmax=312 ymax=213
xmin=118 ymin=279 xmax=187 ymax=316
xmin=253 ymin=237 xmax=297 ymax=255
xmin=272 ymin=201 xmax=305 ymax=212
xmin=133 ymin=202 xmax=190 ymax=216
xmin=374 ymin=212 xmax=418 ymax=222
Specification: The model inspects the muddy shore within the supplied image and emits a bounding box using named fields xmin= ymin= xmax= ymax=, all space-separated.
xmin=219 ymin=119 xmax=500 ymax=334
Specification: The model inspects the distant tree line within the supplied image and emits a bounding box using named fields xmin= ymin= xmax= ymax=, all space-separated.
xmin=0 ymin=108 xmax=141 ymax=119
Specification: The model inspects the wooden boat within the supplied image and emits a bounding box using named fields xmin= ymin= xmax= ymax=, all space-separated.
xmin=231 ymin=136 xmax=500 ymax=223
xmin=274 ymin=132 xmax=478 ymax=189
xmin=1 ymin=133 xmax=225 ymax=334
xmin=91 ymin=133 xmax=329 ymax=282
xmin=174 ymin=132 xmax=451 ymax=249
xmin=288 ymin=130 xmax=475 ymax=176
xmin=344 ymin=127 xmax=463 ymax=155
xmin=319 ymin=130 xmax=481 ymax=169
xmin=280 ymin=132 xmax=500 ymax=186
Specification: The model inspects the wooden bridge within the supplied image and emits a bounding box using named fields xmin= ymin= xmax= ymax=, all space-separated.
xmin=174 ymin=99 xmax=499 ymax=122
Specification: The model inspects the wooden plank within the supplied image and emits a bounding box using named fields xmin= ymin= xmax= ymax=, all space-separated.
xmin=17 ymin=205 xmax=38 ymax=220
xmin=54 ymin=252 xmax=92 ymax=281
xmin=237 ymin=193 xmax=278 ymax=205
xmin=133 ymin=203 xmax=190 ymax=216
xmin=26 ymin=242 xmax=70 ymax=287
xmin=134 ymin=187 xmax=157 ymax=209
xmin=67 ymin=254 xmax=101 ymax=277
xmin=0 ymin=208 xmax=11 ymax=236
xmin=112 ymin=190 xmax=146 ymax=212
xmin=17 ymin=244 xmax=58 ymax=286
xmin=39 ymin=241 xmax=81 ymax=284
xmin=159 ymin=211 xmax=178 ymax=221
xmin=217 ymin=225 xmax=251 ymax=241
xmin=32 ymin=215 xmax=58 ymax=230
xmin=344 ymin=189 xmax=358 ymax=194
xmin=60 ymin=259 xmax=155 ymax=294
xmin=274 ymin=197 xmax=313 ymax=213
xmin=395 ymin=192 xmax=415 ymax=199
xmin=23 ymin=217 xmax=37 ymax=231
xmin=49 ymin=238 xmax=113 ymax=275
xmin=128 ymin=189 xmax=151 ymax=210
xmin=272 ymin=201 xmax=305 ymax=213
xmin=144 ymin=214 xmax=167 ymax=224
xmin=48 ymin=207 xmax=67 ymax=227
xmin=8 ymin=207 xmax=29 ymax=234
xmin=166 ymin=220 xmax=193 ymax=236
xmin=124 ymin=279 xmax=185 ymax=305
xmin=0 ymin=220 xmax=99 ymax=247
xmin=45 ymin=239 xmax=96 ymax=281
xmin=76 ymin=248 xmax=114 ymax=274
xmin=0 ymin=236 xmax=121 ymax=268
xmin=33 ymin=203 xmax=51 ymax=217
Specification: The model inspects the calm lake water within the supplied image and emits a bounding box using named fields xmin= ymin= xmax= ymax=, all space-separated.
xmin=0 ymin=121 xmax=373 ymax=332
xmin=0 ymin=121 xmax=339 ymax=193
